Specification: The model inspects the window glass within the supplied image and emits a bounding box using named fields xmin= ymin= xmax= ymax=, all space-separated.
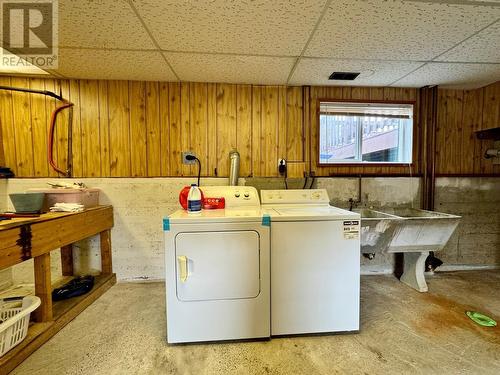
xmin=319 ymin=102 xmax=413 ymax=164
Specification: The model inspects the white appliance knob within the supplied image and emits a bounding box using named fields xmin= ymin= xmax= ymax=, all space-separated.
xmin=235 ymin=193 xmax=240 ymax=197
xmin=244 ymin=192 xmax=250 ymax=198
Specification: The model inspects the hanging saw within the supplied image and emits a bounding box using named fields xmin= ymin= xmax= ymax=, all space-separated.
xmin=0 ymin=84 xmax=74 ymax=177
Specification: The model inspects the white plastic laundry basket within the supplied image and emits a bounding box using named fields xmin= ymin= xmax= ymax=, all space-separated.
xmin=0 ymin=296 xmax=41 ymax=357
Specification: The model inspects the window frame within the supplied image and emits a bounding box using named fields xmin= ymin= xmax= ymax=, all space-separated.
xmin=316 ymin=98 xmax=417 ymax=167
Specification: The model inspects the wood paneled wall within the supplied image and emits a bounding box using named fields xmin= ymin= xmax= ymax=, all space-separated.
xmin=436 ymin=81 xmax=500 ymax=175
xmin=0 ymin=76 xmax=498 ymax=178
xmin=0 ymin=77 xmax=303 ymax=178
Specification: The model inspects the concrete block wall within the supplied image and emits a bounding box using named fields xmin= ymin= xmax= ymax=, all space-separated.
xmin=3 ymin=178 xmax=236 ymax=284
xmin=245 ymin=177 xmax=421 ymax=209
xmin=435 ymin=177 xmax=500 ymax=268
xmin=0 ymin=176 xmax=497 ymax=285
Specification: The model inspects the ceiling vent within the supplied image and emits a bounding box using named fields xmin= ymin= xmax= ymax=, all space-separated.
xmin=328 ymin=72 xmax=360 ymax=81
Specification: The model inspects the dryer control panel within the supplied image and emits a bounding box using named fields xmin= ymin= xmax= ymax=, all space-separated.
xmin=200 ymin=186 xmax=260 ymax=208
xmin=261 ymin=189 xmax=330 ymax=205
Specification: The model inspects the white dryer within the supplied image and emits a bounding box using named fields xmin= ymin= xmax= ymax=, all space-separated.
xmin=261 ymin=189 xmax=361 ymax=336
xmin=164 ymin=186 xmax=270 ymax=343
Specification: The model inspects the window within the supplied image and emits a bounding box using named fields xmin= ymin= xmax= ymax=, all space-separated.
xmin=319 ymin=101 xmax=413 ymax=164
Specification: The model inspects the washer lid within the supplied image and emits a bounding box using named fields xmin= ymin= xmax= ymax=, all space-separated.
xmin=266 ymin=205 xmax=360 ymax=221
xmin=167 ymin=207 xmax=265 ymax=224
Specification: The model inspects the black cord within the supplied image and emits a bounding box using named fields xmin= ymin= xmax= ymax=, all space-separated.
xmin=194 ymin=157 xmax=201 ymax=186
xmin=185 ymin=155 xmax=201 ymax=186
xmin=309 ymin=176 xmax=315 ymax=189
xmin=284 ymin=166 xmax=288 ymax=189
xmin=302 ymin=177 xmax=308 ymax=189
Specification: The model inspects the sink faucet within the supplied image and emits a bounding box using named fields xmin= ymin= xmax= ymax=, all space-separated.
xmin=348 ymin=197 xmax=358 ymax=211
xmin=348 ymin=175 xmax=363 ymax=211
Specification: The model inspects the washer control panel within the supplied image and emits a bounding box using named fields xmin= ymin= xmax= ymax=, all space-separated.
xmin=260 ymin=189 xmax=330 ymax=205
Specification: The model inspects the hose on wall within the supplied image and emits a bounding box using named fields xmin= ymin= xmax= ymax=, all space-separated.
xmin=48 ymin=99 xmax=74 ymax=175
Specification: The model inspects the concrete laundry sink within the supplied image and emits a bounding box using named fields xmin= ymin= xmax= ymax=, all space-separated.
xmin=353 ymin=208 xmax=401 ymax=257
xmin=379 ymin=208 xmax=461 ymax=253
xmin=375 ymin=207 xmax=461 ymax=293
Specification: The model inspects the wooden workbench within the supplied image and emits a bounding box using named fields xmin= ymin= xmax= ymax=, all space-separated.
xmin=0 ymin=206 xmax=116 ymax=374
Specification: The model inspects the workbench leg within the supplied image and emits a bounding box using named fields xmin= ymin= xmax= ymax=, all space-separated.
xmin=33 ymin=253 xmax=53 ymax=322
xmin=100 ymin=230 xmax=113 ymax=275
xmin=60 ymin=245 xmax=74 ymax=276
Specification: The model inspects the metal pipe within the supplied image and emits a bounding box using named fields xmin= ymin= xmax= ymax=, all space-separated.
xmin=421 ymin=86 xmax=438 ymax=211
xmin=228 ymin=149 xmax=240 ymax=186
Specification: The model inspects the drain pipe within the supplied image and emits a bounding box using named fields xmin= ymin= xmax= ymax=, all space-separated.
xmin=228 ymin=149 xmax=240 ymax=186
xmin=420 ymin=86 xmax=442 ymax=272
xmin=348 ymin=175 xmax=376 ymax=260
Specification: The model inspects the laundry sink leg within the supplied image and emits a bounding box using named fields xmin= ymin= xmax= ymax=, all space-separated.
xmin=400 ymin=251 xmax=429 ymax=292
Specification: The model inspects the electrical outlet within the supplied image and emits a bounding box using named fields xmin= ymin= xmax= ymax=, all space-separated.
xmin=182 ymin=151 xmax=197 ymax=165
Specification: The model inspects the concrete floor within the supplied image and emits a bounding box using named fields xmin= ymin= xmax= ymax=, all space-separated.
xmin=12 ymin=270 xmax=500 ymax=375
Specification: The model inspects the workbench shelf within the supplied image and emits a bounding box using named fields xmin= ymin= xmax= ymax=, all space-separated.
xmin=0 ymin=206 xmax=116 ymax=374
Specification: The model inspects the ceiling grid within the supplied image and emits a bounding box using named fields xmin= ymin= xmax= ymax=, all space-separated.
xmin=1 ymin=0 xmax=499 ymax=88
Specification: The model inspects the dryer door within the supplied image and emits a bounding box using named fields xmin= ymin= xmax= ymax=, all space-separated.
xmin=175 ymin=231 xmax=260 ymax=301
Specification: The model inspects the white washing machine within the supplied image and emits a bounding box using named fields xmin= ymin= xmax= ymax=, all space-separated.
xmin=164 ymin=186 xmax=270 ymax=343
xmin=261 ymin=189 xmax=361 ymax=335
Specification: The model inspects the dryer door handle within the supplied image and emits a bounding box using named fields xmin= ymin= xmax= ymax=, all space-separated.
xmin=177 ymin=255 xmax=189 ymax=282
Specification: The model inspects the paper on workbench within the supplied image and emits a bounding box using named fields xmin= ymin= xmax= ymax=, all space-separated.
xmin=49 ymin=203 xmax=85 ymax=212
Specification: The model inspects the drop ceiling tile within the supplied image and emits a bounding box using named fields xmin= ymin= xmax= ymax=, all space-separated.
xmin=435 ymin=21 xmax=500 ymax=63
xmin=58 ymin=0 xmax=155 ymax=49
xmin=56 ymin=49 xmax=177 ymax=81
xmin=393 ymin=62 xmax=500 ymax=89
xmin=305 ymin=0 xmax=500 ymax=60
xmin=164 ymin=53 xmax=295 ymax=84
xmin=133 ymin=0 xmax=326 ymax=55
xmin=289 ymin=58 xmax=423 ymax=86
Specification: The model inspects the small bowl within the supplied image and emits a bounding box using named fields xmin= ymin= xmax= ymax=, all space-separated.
xmin=9 ymin=193 xmax=45 ymax=213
